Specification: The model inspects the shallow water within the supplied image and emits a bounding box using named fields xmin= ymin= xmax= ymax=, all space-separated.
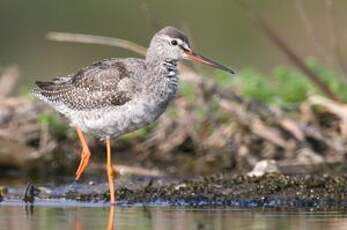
xmin=1 ymin=203 xmax=347 ymax=230
xmin=2 ymin=178 xmax=347 ymax=229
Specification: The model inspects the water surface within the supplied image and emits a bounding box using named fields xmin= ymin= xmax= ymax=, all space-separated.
xmin=1 ymin=204 xmax=347 ymax=230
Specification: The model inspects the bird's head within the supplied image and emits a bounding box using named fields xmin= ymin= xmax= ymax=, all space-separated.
xmin=146 ymin=26 xmax=235 ymax=74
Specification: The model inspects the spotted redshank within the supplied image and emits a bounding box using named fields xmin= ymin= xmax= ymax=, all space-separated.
xmin=33 ymin=26 xmax=235 ymax=205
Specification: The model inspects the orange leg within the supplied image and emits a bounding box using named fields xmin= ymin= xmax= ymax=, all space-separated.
xmin=75 ymin=127 xmax=91 ymax=180
xmin=75 ymin=148 xmax=90 ymax=179
xmin=106 ymin=137 xmax=115 ymax=205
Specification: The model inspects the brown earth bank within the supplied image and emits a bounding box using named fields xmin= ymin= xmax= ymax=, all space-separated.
xmin=1 ymin=60 xmax=347 ymax=178
xmin=1 ymin=92 xmax=347 ymax=179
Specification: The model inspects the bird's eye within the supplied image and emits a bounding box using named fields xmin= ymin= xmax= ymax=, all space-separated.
xmin=170 ymin=40 xmax=178 ymax=46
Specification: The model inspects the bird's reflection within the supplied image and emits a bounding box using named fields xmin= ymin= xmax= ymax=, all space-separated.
xmin=23 ymin=196 xmax=116 ymax=230
xmin=24 ymin=204 xmax=34 ymax=216
xmin=107 ymin=206 xmax=115 ymax=230
xmin=74 ymin=206 xmax=115 ymax=230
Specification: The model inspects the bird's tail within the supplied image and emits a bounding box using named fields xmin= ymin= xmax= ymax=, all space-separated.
xmin=32 ymin=76 xmax=72 ymax=103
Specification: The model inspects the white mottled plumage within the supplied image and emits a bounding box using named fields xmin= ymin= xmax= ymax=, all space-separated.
xmin=33 ymin=27 xmax=184 ymax=139
xmin=33 ymin=26 xmax=234 ymax=139
xmin=33 ymin=57 xmax=178 ymax=138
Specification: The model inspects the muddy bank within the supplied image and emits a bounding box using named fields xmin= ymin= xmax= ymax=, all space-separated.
xmin=3 ymin=173 xmax=347 ymax=208
xmin=116 ymin=174 xmax=347 ymax=208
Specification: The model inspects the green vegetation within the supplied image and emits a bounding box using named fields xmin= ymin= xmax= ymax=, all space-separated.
xmin=37 ymin=113 xmax=69 ymax=140
xmin=212 ymin=61 xmax=347 ymax=107
xmin=18 ymin=85 xmax=33 ymax=98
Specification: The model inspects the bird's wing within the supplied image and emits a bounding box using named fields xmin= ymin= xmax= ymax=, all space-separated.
xmin=33 ymin=59 xmax=144 ymax=110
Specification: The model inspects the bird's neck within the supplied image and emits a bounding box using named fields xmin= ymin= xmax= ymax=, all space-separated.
xmin=162 ymin=58 xmax=178 ymax=77
xmin=145 ymin=58 xmax=179 ymax=101
xmin=162 ymin=59 xmax=179 ymax=94
xmin=146 ymin=58 xmax=178 ymax=79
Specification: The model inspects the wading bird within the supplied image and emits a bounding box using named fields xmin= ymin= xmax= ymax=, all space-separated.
xmin=33 ymin=26 xmax=235 ymax=205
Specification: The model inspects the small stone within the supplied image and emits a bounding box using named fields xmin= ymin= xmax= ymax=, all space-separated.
xmin=248 ymin=160 xmax=280 ymax=177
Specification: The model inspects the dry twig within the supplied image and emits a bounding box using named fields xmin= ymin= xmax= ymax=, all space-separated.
xmin=0 ymin=65 xmax=20 ymax=98
xmin=236 ymin=0 xmax=340 ymax=102
xmin=325 ymin=0 xmax=347 ymax=80
xmin=295 ymin=0 xmax=327 ymax=62
xmin=47 ymin=32 xmax=147 ymax=56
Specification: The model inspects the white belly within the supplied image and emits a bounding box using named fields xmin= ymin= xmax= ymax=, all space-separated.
xmin=62 ymin=98 xmax=167 ymax=138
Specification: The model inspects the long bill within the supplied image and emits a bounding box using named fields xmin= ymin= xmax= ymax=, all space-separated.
xmin=184 ymin=50 xmax=235 ymax=75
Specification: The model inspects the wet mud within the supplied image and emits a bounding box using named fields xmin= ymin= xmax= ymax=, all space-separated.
xmin=2 ymin=173 xmax=347 ymax=209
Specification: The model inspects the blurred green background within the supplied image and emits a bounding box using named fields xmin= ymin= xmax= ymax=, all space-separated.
xmin=1 ymin=0 xmax=347 ymax=87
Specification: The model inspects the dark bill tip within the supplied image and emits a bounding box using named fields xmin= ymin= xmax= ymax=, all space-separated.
xmin=184 ymin=51 xmax=235 ymax=75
